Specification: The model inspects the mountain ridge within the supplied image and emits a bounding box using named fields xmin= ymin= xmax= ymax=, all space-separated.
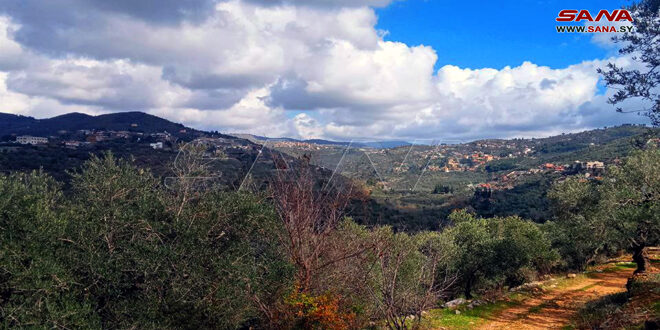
xmin=0 ymin=111 xmax=197 ymax=137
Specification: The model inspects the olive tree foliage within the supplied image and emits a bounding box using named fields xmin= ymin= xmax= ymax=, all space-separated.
xmin=448 ymin=210 xmax=558 ymax=299
xmin=545 ymin=177 xmax=620 ymax=270
xmin=65 ymin=152 xmax=171 ymax=327
xmin=0 ymin=172 xmax=99 ymax=328
xmin=598 ymin=0 xmax=660 ymax=125
xmin=547 ymin=149 xmax=660 ymax=274
xmin=600 ymin=148 xmax=660 ymax=273
xmin=1 ymin=152 xmax=292 ymax=328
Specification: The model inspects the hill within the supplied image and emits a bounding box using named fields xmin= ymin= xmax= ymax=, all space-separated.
xmin=0 ymin=112 xmax=202 ymax=138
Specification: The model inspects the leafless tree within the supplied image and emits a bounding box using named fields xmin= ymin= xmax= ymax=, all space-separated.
xmin=270 ymin=156 xmax=369 ymax=293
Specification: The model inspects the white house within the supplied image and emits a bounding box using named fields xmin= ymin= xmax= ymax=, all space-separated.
xmin=150 ymin=142 xmax=164 ymax=149
xmin=16 ymin=136 xmax=48 ymax=145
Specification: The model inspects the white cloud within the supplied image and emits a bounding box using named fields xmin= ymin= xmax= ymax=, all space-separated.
xmin=0 ymin=0 xmax=651 ymax=142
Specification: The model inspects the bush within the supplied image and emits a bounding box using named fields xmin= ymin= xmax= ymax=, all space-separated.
xmin=1 ymin=153 xmax=293 ymax=328
xmin=448 ymin=210 xmax=558 ymax=298
xmin=0 ymin=171 xmax=100 ymax=328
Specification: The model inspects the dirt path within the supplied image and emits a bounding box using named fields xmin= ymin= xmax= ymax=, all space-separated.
xmin=480 ymin=266 xmax=634 ymax=329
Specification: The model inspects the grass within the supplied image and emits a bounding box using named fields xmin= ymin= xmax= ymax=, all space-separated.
xmin=577 ymin=283 xmax=598 ymax=292
xmin=545 ymin=274 xmax=589 ymax=289
xmin=604 ymin=262 xmax=636 ymax=272
xmin=425 ymin=300 xmax=520 ymax=329
xmin=424 ymin=262 xmax=639 ymax=329
xmin=424 ymin=272 xmax=590 ymax=329
xmin=653 ymin=301 xmax=660 ymax=314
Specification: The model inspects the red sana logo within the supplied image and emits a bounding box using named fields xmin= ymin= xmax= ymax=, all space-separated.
xmin=556 ymin=9 xmax=633 ymax=22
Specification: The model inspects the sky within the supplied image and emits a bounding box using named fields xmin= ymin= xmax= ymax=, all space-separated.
xmin=0 ymin=0 xmax=651 ymax=142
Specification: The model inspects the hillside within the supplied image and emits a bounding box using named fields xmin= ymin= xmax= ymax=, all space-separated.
xmin=1 ymin=111 xmax=658 ymax=229
xmin=0 ymin=112 xmax=204 ymax=138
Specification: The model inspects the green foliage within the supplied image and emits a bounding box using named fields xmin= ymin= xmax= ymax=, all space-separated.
xmin=601 ymin=148 xmax=660 ymax=272
xmin=0 ymin=171 xmax=100 ymax=328
xmin=545 ymin=177 xmax=617 ymax=270
xmin=368 ymin=226 xmax=457 ymax=329
xmin=1 ymin=152 xmax=292 ymax=328
xmin=432 ymin=184 xmax=453 ymax=194
xmin=472 ymin=174 xmax=554 ymax=222
xmin=448 ymin=211 xmax=558 ymax=298
xmin=3 ymin=147 xmax=656 ymax=327
xmin=547 ymin=148 xmax=660 ymax=272
xmin=485 ymin=158 xmax=520 ymax=173
xmin=603 ymin=148 xmax=660 ymax=247
xmin=163 ymin=191 xmax=292 ymax=328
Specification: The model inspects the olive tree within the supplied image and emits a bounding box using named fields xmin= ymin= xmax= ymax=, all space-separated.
xmin=598 ymin=0 xmax=660 ymax=125
xmin=546 ymin=177 xmax=618 ymax=270
xmin=0 ymin=172 xmax=99 ymax=328
xmin=448 ymin=210 xmax=558 ymax=298
xmin=601 ymin=148 xmax=660 ymax=273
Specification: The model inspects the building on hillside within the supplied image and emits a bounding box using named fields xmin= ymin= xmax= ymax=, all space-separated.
xmin=150 ymin=142 xmax=164 ymax=149
xmin=63 ymin=141 xmax=81 ymax=149
xmin=16 ymin=136 xmax=48 ymax=145
xmin=586 ymin=161 xmax=605 ymax=170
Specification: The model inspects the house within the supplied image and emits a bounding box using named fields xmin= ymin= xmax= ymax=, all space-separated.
xmin=16 ymin=136 xmax=48 ymax=145
xmin=586 ymin=161 xmax=605 ymax=170
xmin=150 ymin=142 xmax=164 ymax=149
xmin=63 ymin=141 xmax=81 ymax=148
xmin=115 ymin=131 xmax=131 ymax=139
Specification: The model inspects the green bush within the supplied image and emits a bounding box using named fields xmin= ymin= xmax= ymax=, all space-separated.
xmin=448 ymin=210 xmax=558 ymax=298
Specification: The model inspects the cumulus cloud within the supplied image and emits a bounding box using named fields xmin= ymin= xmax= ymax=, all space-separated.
xmin=0 ymin=0 xmax=650 ymax=141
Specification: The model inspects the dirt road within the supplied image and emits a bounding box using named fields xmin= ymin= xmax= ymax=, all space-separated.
xmin=480 ymin=265 xmax=634 ymax=329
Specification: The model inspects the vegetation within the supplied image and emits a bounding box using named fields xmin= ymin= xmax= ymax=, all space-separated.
xmin=1 ymin=115 xmax=659 ymax=327
xmin=546 ymin=149 xmax=660 ymax=273
xmin=448 ymin=211 xmax=558 ymax=298
xmin=0 ymin=153 xmax=290 ymax=328
xmin=598 ymin=0 xmax=660 ymax=125
xmin=0 ymin=150 xmax=587 ymax=329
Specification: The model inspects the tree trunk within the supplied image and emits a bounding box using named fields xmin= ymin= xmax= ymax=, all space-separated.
xmin=632 ymin=244 xmax=649 ymax=274
xmin=464 ymin=277 xmax=473 ymax=299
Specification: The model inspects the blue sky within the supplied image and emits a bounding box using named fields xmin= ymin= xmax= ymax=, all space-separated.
xmin=376 ymin=0 xmax=628 ymax=70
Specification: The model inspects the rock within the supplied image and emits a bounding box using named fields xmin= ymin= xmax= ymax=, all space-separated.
xmin=444 ymin=298 xmax=466 ymax=309
xmin=466 ymin=300 xmax=485 ymax=310
xmin=511 ymin=281 xmax=543 ymax=292
xmin=455 ymin=310 xmax=461 ymax=315
xmin=567 ymin=273 xmax=577 ymax=278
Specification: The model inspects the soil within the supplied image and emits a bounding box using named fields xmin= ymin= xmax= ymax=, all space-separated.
xmin=480 ymin=265 xmax=634 ymax=329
